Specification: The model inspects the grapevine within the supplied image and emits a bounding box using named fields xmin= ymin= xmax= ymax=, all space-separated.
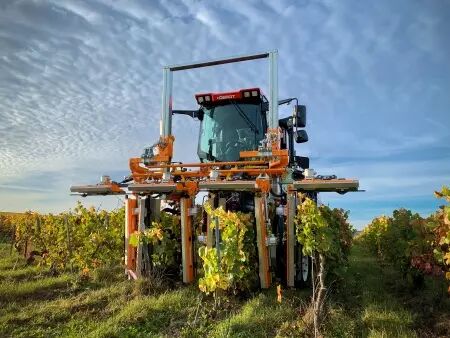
xmin=295 ymin=197 xmax=353 ymax=279
xmin=0 ymin=213 xmax=15 ymax=242
xmin=198 ymin=203 xmax=256 ymax=295
xmin=358 ymin=186 xmax=450 ymax=293
xmin=128 ymin=212 xmax=181 ymax=268
xmin=294 ymin=195 xmax=353 ymax=334
xmin=8 ymin=202 xmax=124 ymax=274
xmin=431 ymin=186 xmax=450 ymax=290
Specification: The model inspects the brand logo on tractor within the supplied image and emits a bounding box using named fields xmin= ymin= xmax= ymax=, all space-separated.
xmin=217 ymin=94 xmax=236 ymax=100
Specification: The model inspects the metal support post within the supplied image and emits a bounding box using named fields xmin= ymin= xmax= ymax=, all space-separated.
xmin=148 ymin=198 xmax=161 ymax=221
xmin=254 ymin=195 xmax=271 ymax=289
xmin=136 ymin=196 xmax=147 ymax=278
xmin=286 ymin=188 xmax=296 ymax=287
xmin=180 ymin=197 xmax=194 ymax=283
xmin=161 ymin=67 xmax=173 ymax=137
xmin=125 ymin=195 xmax=138 ymax=279
xmin=268 ymin=50 xmax=278 ymax=129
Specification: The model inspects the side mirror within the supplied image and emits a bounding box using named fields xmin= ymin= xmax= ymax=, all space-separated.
xmin=295 ymin=156 xmax=310 ymax=169
xmin=294 ymin=105 xmax=306 ymax=128
xmin=278 ymin=116 xmax=291 ymax=129
xmin=295 ymin=130 xmax=308 ymax=143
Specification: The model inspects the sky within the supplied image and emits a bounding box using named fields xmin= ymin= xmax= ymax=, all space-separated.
xmin=0 ymin=0 xmax=449 ymax=229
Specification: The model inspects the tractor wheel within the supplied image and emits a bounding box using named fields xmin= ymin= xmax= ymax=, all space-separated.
xmin=300 ymin=253 xmax=312 ymax=287
xmin=295 ymin=247 xmax=312 ymax=288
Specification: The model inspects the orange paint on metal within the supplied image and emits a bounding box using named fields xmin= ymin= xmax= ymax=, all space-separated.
xmin=151 ymin=135 xmax=175 ymax=163
xmin=129 ymin=158 xmax=159 ymax=183
xmin=176 ymin=181 xmax=199 ymax=197
xmin=109 ymin=183 xmax=123 ymax=193
xmin=255 ymin=178 xmax=270 ymax=193
xmin=181 ymin=198 xmax=194 ymax=283
xmin=128 ymin=132 xmax=290 ymax=185
xmin=239 ymin=148 xmax=289 ymax=170
xmin=126 ymin=197 xmax=137 ymax=272
xmin=131 ymin=166 xmax=287 ymax=182
xmin=128 ymin=135 xmax=174 ymax=182
xmin=142 ymin=160 xmax=267 ymax=169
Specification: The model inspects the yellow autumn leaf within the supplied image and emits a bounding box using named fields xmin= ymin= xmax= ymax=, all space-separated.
xmin=444 ymin=252 xmax=450 ymax=265
xmin=277 ymin=284 xmax=282 ymax=303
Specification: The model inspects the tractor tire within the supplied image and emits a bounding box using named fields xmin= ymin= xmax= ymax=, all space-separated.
xmin=295 ymin=246 xmax=312 ymax=288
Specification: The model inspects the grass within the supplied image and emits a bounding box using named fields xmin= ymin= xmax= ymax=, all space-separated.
xmin=0 ymin=243 xmax=310 ymax=337
xmin=324 ymin=244 xmax=416 ymax=337
xmin=0 ymin=242 xmax=448 ymax=337
xmin=209 ymin=291 xmax=306 ymax=337
xmin=324 ymin=244 xmax=450 ymax=337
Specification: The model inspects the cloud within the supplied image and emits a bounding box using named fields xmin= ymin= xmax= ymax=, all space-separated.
xmin=0 ymin=184 xmax=52 ymax=193
xmin=317 ymin=156 xmax=450 ymax=228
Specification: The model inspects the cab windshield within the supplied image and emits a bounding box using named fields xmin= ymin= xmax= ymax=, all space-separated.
xmin=198 ymin=103 xmax=265 ymax=162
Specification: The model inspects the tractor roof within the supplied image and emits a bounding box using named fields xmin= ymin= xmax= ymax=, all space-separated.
xmin=195 ymin=88 xmax=265 ymax=106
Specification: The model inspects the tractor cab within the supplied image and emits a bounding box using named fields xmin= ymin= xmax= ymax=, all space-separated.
xmin=172 ymin=87 xmax=308 ymax=166
xmin=195 ymin=88 xmax=268 ymax=162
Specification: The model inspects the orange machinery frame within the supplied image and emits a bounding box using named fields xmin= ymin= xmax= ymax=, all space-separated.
xmin=101 ymin=128 xmax=358 ymax=287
